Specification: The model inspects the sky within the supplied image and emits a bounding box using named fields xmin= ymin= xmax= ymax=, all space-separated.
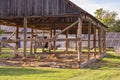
xmin=70 ymin=0 xmax=120 ymax=18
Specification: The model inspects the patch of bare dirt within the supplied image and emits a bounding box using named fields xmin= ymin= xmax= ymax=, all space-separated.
xmin=0 ymin=52 xmax=99 ymax=68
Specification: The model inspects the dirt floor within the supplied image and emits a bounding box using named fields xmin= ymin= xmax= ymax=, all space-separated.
xmin=0 ymin=52 xmax=100 ymax=68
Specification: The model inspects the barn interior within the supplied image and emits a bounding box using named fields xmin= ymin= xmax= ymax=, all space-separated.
xmin=0 ymin=0 xmax=107 ymax=68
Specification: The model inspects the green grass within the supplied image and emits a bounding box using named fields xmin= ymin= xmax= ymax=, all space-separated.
xmin=0 ymin=49 xmax=120 ymax=80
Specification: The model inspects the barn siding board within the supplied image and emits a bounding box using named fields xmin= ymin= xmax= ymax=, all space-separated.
xmin=0 ymin=0 xmax=78 ymax=18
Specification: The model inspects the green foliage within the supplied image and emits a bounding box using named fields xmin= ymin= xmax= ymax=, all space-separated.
xmin=94 ymin=8 xmax=120 ymax=32
xmin=107 ymin=19 xmax=120 ymax=32
xmin=0 ymin=30 xmax=5 ymax=34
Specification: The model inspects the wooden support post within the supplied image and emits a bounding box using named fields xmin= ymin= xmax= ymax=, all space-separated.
xmin=23 ymin=17 xmax=27 ymax=59
xmin=100 ymin=27 xmax=103 ymax=54
xmin=88 ymin=22 xmax=91 ymax=60
xmin=66 ymin=30 xmax=69 ymax=54
xmin=77 ymin=18 xmax=82 ymax=62
xmin=53 ymin=27 xmax=56 ymax=53
xmin=101 ymin=27 xmax=103 ymax=54
xmin=15 ymin=26 xmax=19 ymax=56
xmin=76 ymin=34 xmax=78 ymax=51
xmin=93 ymin=25 xmax=96 ymax=58
xmin=0 ymin=25 xmax=1 ymax=55
xmin=104 ymin=30 xmax=106 ymax=53
xmin=42 ymin=30 xmax=45 ymax=52
xmin=30 ymin=29 xmax=33 ymax=54
xmin=34 ymin=29 xmax=37 ymax=53
xmin=101 ymin=27 xmax=105 ymax=54
xmin=48 ymin=29 xmax=52 ymax=51
xmin=102 ymin=29 xmax=106 ymax=54
xmin=98 ymin=28 xmax=102 ymax=56
xmin=0 ymin=40 xmax=1 ymax=55
xmin=0 ymin=43 xmax=2 ymax=55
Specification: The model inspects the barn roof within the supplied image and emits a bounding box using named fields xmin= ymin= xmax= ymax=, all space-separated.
xmin=0 ymin=0 xmax=107 ymax=33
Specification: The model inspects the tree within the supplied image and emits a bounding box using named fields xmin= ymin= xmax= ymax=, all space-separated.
xmin=94 ymin=8 xmax=120 ymax=32
xmin=107 ymin=19 xmax=120 ymax=32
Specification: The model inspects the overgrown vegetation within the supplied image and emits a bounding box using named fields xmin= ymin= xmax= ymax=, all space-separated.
xmin=0 ymin=49 xmax=120 ymax=80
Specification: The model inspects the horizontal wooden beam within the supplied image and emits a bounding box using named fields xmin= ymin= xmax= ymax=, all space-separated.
xmin=16 ymin=38 xmax=99 ymax=42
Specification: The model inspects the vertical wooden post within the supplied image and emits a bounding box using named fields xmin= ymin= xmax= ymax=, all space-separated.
xmin=53 ymin=27 xmax=56 ymax=53
xmin=100 ymin=27 xmax=103 ymax=54
xmin=0 ymin=25 xmax=1 ymax=55
xmin=48 ymin=29 xmax=52 ymax=51
xmin=88 ymin=22 xmax=91 ymax=60
xmin=102 ymin=28 xmax=106 ymax=54
xmin=23 ymin=17 xmax=27 ymax=59
xmin=101 ymin=27 xmax=105 ymax=54
xmin=77 ymin=17 xmax=82 ymax=62
xmin=75 ymin=34 xmax=78 ymax=51
xmin=104 ymin=30 xmax=106 ymax=53
xmin=66 ymin=30 xmax=69 ymax=54
xmin=15 ymin=26 xmax=19 ymax=56
xmin=30 ymin=29 xmax=33 ymax=54
xmin=0 ymin=40 xmax=1 ymax=55
xmin=34 ymin=29 xmax=37 ymax=53
xmin=98 ymin=27 xmax=102 ymax=57
xmin=42 ymin=30 xmax=45 ymax=52
xmin=101 ymin=27 xmax=103 ymax=55
xmin=0 ymin=41 xmax=1 ymax=55
xmin=93 ymin=25 xmax=96 ymax=58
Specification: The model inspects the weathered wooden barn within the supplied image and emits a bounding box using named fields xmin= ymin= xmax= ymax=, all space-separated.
xmin=0 ymin=0 xmax=107 ymax=68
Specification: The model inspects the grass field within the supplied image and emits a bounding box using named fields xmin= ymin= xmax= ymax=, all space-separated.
xmin=0 ymin=49 xmax=120 ymax=80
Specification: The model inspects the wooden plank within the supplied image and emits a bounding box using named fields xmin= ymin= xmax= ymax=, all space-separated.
xmin=34 ymin=29 xmax=38 ymax=53
xmin=101 ymin=27 xmax=104 ymax=54
xmin=0 ymin=25 xmax=1 ymax=55
xmin=75 ymin=34 xmax=78 ymax=51
xmin=77 ymin=17 xmax=82 ymax=62
xmin=15 ymin=26 xmax=19 ymax=50
xmin=23 ymin=17 xmax=27 ymax=59
xmin=103 ymin=29 xmax=106 ymax=54
xmin=53 ymin=20 xmax=79 ymax=39
xmin=42 ymin=30 xmax=45 ymax=52
xmin=0 ymin=40 xmax=19 ymax=55
xmin=102 ymin=27 xmax=106 ymax=54
xmin=93 ymin=25 xmax=96 ymax=58
xmin=66 ymin=30 xmax=69 ymax=54
xmin=8 ymin=29 xmax=17 ymax=40
xmin=30 ymin=29 xmax=33 ymax=54
xmin=104 ymin=30 xmax=106 ymax=53
xmin=88 ymin=22 xmax=91 ymax=60
xmin=18 ymin=38 xmax=99 ymax=42
xmin=0 ymin=0 xmax=79 ymax=18
xmin=15 ymin=26 xmax=19 ymax=57
xmin=53 ymin=27 xmax=56 ymax=53
xmin=98 ymin=28 xmax=102 ymax=56
xmin=0 ymin=41 xmax=1 ymax=55
xmin=48 ymin=29 xmax=52 ymax=51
